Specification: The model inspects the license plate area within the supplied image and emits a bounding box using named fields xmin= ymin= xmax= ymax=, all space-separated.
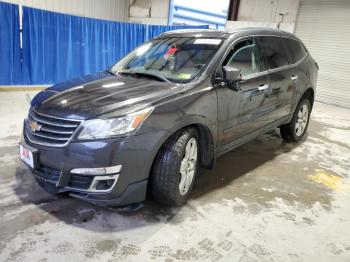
xmin=19 ymin=143 xmax=39 ymax=169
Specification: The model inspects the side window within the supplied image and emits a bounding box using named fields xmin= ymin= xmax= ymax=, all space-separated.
xmin=282 ymin=38 xmax=307 ymax=63
xmin=257 ymin=36 xmax=289 ymax=69
xmin=222 ymin=39 xmax=263 ymax=77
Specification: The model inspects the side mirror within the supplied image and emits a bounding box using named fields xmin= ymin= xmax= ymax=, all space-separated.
xmin=223 ymin=66 xmax=241 ymax=82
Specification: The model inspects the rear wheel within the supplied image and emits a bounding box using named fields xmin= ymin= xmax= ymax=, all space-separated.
xmin=280 ymin=99 xmax=311 ymax=142
xmin=151 ymin=128 xmax=198 ymax=206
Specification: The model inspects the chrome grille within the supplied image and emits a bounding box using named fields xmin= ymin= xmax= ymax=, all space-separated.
xmin=25 ymin=108 xmax=82 ymax=147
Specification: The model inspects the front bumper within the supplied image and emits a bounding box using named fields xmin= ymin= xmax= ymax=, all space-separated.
xmin=21 ymin=129 xmax=170 ymax=206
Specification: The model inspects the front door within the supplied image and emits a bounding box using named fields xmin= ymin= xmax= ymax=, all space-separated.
xmin=216 ymin=37 xmax=275 ymax=149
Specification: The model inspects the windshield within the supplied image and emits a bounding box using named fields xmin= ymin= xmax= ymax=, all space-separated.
xmin=111 ymin=37 xmax=223 ymax=83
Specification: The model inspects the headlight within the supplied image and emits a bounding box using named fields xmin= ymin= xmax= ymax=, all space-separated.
xmin=77 ymin=107 xmax=154 ymax=139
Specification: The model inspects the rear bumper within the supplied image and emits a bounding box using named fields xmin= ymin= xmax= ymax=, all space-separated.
xmin=22 ymin=128 xmax=170 ymax=206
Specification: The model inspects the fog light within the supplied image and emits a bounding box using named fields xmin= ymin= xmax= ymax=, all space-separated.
xmin=88 ymin=174 xmax=119 ymax=193
xmin=95 ymin=179 xmax=115 ymax=190
xmin=70 ymin=165 xmax=122 ymax=175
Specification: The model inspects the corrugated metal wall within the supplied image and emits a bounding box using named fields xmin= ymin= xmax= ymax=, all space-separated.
xmin=1 ymin=0 xmax=129 ymax=21
xmin=295 ymin=0 xmax=350 ymax=108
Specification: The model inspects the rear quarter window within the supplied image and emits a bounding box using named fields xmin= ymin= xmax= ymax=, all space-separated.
xmin=283 ymin=38 xmax=307 ymax=63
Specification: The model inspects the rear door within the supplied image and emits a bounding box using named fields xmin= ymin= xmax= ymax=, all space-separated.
xmin=282 ymin=37 xmax=309 ymax=109
xmin=216 ymin=37 xmax=275 ymax=148
xmin=256 ymin=36 xmax=297 ymax=120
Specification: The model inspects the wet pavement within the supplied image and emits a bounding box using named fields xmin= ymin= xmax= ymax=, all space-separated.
xmin=0 ymin=91 xmax=349 ymax=261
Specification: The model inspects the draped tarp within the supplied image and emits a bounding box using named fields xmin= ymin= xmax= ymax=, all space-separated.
xmin=22 ymin=7 xmax=208 ymax=85
xmin=0 ymin=2 xmax=22 ymax=84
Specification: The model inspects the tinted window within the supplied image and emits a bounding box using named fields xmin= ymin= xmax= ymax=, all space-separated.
xmin=223 ymin=39 xmax=263 ymax=77
xmin=283 ymin=38 xmax=307 ymax=63
xmin=257 ymin=36 xmax=289 ymax=69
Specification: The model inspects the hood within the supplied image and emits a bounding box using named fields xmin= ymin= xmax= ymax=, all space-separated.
xmin=32 ymin=72 xmax=182 ymax=119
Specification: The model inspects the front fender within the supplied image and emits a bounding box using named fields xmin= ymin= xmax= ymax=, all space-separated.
xmin=141 ymin=85 xmax=218 ymax=147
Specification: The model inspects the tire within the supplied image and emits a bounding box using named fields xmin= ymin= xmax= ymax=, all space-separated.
xmin=280 ymin=98 xmax=311 ymax=142
xmin=151 ymin=128 xmax=199 ymax=206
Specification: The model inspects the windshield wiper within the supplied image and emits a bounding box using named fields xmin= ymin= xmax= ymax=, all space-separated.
xmin=104 ymin=69 xmax=118 ymax=76
xmin=118 ymin=71 xmax=170 ymax=83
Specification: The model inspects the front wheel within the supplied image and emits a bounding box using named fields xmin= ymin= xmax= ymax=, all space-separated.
xmin=150 ymin=128 xmax=198 ymax=206
xmin=280 ymin=99 xmax=311 ymax=142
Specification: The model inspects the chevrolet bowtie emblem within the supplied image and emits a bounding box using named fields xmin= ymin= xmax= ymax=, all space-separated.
xmin=29 ymin=120 xmax=42 ymax=132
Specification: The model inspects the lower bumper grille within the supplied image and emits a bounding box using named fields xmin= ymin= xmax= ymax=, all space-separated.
xmin=34 ymin=165 xmax=61 ymax=183
xmin=68 ymin=175 xmax=93 ymax=190
xmin=34 ymin=166 xmax=93 ymax=190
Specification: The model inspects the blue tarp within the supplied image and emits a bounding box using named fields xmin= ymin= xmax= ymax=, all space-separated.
xmin=0 ymin=2 xmax=21 ymax=84
xmin=21 ymin=7 xmax=209 ymax=85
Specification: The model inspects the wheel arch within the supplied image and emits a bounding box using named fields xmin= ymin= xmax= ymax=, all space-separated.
xmin=147 ymin=123 xmax=216 ymax=203
xmin=150 ymin=122 xmax=216 ymax=176
xmin=301 ymin=87 xmax=315 ymax=109
xmin=190 ymin=123 xmax=216 ymax=169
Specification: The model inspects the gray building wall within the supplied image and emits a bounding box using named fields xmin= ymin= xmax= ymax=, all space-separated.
xmin=237 ymin=0 xmax=300 ymax=23
xmin=226 ymin=0 xmax=301 ymax=33
xmin=129 ymin=0 xmax=170 ymax=25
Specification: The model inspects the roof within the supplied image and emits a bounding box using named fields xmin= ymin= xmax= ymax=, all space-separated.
xmin=158 ymin=27 xmax=298 ymax=40
xmin=228 ymin=27 xmax=297 ymax=39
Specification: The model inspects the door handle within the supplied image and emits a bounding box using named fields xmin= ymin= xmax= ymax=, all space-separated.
xmin=291 ymin=75 xmax=298 ymax=81
xmin=258 ymin=84 xmax=269 ymax=91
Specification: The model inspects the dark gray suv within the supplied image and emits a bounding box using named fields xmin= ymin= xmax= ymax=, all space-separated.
xmin=20 ymin=28 xmax=318 ymax=207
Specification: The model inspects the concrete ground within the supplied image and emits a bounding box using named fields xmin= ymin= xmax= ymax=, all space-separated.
xmin=0 ymin=91 xmax=349 ymax=262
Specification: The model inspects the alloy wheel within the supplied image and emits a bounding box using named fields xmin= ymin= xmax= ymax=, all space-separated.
xmin=179 ymin=137 xmax=197 ymax=195
xmin=295 ymin=104 xmax=309 ymax=137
